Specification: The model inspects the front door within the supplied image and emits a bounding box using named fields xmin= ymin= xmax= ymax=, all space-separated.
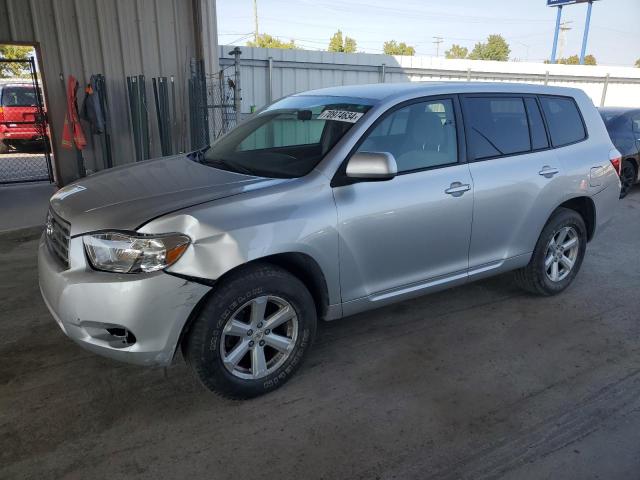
xmin=333 ymin=97 xmax=473 ymax=303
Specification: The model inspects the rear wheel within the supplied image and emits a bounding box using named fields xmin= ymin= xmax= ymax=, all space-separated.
xmin=183 ymin=263 xmax=317 ymax=399
xmin=0 ymin=140 xmax=8 ymax=155
xmin=619 ymin=159 xmax=637 ymax=199
xmin=514 ymin=208 xmax=587 ymax=296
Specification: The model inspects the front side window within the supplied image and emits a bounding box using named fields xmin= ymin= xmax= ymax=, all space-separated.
xmin=356 ymin=98 xmax=458 ymax=173
xmin=203 ymin=95 xmax=373 ymax=178
xmin=463 ymin=97 xmax=531 ymax=160
xmin=539 ymin=96 xmax=586 ymax=147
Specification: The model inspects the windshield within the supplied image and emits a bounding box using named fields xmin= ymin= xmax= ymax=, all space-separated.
xmin=201 ymin=95 xmax=374 ymax=178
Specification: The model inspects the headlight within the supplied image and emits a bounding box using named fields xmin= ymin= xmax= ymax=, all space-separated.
xmin=83 ymin=232 xmax=190 ymax=273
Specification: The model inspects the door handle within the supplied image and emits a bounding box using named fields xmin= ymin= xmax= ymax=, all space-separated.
xmin=538 ymin=166 xmax=559 ymax=178
xmin=445 ymin=182 xmax=471 ymax=197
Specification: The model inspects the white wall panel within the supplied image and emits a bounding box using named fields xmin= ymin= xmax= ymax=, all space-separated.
xmin=0 ymin=0 xmax=215 ymax=185
xmin=221 ymin=45 xmax=640 ymax=115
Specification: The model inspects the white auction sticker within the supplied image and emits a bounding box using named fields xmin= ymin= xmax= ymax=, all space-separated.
xmin=317 ymin=109 xmax=364 ymax=123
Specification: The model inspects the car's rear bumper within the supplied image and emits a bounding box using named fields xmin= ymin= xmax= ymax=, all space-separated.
xmin=38 ymin=234 xmax=211 ymax=366
xmin=0 ymin=123 xmax=41 ymax=141
xmin=592 ymin=183 xmax=621 ymax=238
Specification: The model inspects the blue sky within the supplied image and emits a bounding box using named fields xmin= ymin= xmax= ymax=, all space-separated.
xmin=217 ymin=0 xmax=640 ymax=66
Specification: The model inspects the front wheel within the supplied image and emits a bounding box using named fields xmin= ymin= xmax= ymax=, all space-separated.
xmin=183 ymin=263 xmax=317 ymax=399
xmin=514 ymin=208 xmax=587 ymax=296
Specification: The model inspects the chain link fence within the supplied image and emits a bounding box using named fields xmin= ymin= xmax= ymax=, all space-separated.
xmin=189 ymin=50 xmax=240 ymax=151
xmin=0 ymin=58 xmax=53 ymax=183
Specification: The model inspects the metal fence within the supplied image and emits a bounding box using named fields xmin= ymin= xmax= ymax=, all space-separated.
xmin=0 ymin=58 xmax=54 ymax=184
xmin=219 ymin=46 xmax=640 ymax=116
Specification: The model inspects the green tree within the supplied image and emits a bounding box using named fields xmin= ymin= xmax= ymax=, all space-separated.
xmin=328 ymin=30 xmax=357 ymax=53
xmin=383 ymin=40 xmax=415 ymax=56
xmin=246 ymin=33 xmax=297 ymax=49
xmin=634 ymin=58 xmax=639 ymax=68
xmin=554 ymin=54 xmax=597 ymax=65
xmin=0 ymin=45 xmax=34 ymax=78
xmin=445 ymin=44 xmax=468 ymax=59
xmin=468 ymin=34 xmax=510 ymax=61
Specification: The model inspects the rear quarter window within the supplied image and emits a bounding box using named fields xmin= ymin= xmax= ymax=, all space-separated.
xmin=539 ymin=96 xmax=586 ymax=147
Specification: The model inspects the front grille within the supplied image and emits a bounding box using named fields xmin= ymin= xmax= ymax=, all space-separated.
xmin=45 ymin=208 xmax=71 ymax=268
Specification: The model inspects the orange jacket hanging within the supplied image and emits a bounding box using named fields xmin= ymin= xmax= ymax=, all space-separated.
xmin=62 ymin=75 xmax=87 ymax=150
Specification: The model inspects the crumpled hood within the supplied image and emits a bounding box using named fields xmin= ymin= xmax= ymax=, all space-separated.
xmin=50 ymin=154 xmax=288 ymax=236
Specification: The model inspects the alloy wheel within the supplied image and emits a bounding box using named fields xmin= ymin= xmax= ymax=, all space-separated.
xmin=220 ymin=295 xmax=299 ymax=380
xmin=544 ymin=226 xmax=580 ymax=282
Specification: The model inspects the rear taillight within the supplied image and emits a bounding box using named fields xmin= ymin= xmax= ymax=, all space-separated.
xmin=610 ymin=156 xmax=622 ymax=176
xmin=0 ymin=107 xmax=4 ymax=122
xmin=609 ymin=149 xmax=622 ymax=176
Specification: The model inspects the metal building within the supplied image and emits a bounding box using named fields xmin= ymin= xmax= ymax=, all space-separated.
xmin=0 ymin=0 xmax=218 ymax=185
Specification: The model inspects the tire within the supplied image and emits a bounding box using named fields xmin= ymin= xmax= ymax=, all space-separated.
xmin=0 ymin=141 xmax=8 ymax=155
xmin=183 ymin=263 xmax=317 ymax=399
xmin=619 ymin=159 xmax=637 ymax=199
xmin=514 ymin=207 xmax=587 ymax=296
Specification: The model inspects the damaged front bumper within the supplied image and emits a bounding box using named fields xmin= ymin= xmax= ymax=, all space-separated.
xmin=38 ymin=234 xmax=210 ymax=366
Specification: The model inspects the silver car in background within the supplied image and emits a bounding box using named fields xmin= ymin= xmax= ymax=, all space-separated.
xmin=39 ymin=82 xmax=621 ymax=398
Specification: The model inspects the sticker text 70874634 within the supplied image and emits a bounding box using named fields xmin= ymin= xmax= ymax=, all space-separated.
xmin=317 ymin=110 xmax=364 ymax=123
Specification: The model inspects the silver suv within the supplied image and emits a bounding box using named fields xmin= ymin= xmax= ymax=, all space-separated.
xmin=39 ymin=83 xmax=621 ymax=398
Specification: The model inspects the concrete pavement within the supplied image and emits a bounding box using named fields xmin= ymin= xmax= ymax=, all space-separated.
xmin=1 ymin=188 xmax=639 ymax=479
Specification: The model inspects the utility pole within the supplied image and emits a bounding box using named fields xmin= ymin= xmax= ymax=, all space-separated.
xmin=558 ymin=21 xmax=573 ymax=60
xmin=433 ymin=36 xmax=443 ymax=57
xmin=253 ymin=0 xmax=259 ymax=42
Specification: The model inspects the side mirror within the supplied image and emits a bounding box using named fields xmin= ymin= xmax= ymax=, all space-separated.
xmin=346 ymin=152 xmax=397 ymax=181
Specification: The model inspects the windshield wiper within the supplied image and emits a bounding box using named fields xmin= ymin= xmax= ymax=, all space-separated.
xmin=187 ymin=146 xmax=211 ymax=162
xmin=204 ymin=157 xmax=257 ymax=176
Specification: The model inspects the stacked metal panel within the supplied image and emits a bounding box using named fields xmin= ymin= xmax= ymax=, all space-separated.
xmin=126 ymin=75 xmax=150 ymax=162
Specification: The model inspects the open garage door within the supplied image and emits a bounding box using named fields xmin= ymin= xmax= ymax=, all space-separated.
xmin=0 ymin=56 xmax=54 ymax=184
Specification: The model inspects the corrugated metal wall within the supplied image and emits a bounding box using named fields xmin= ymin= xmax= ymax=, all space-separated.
xmin=222 ymin=45 xmax=640 ymax=114
xmin=0 ymin=0 xmax=211 ymax=185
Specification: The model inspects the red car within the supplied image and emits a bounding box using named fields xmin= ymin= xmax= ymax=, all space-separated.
xmin=0 ymin=83 xmax=45 ymax=154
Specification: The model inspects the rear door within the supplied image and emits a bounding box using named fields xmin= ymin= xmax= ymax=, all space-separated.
xmin=461 ymin=94 xmax=573 ymax=271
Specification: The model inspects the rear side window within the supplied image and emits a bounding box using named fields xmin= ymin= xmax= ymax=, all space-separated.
xmin=539 ymin=96 xmax=586 ymax=147
xmin=462 ymin=97 xmax=530 ymax=160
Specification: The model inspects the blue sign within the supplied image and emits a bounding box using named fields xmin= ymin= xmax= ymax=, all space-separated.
xmin=547 ymin=0 xmax=594 ymax=6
